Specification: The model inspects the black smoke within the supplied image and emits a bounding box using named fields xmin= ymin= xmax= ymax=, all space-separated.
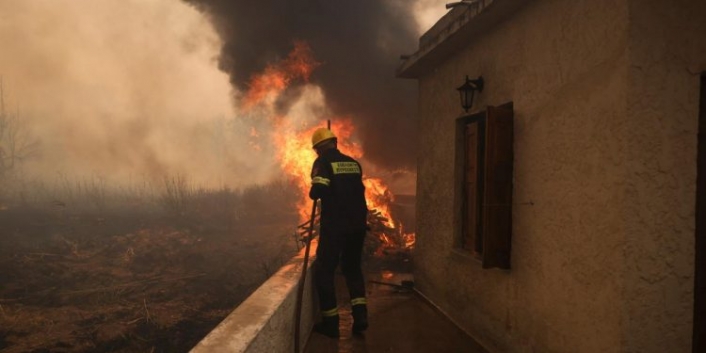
xmin=183 ymin=0 xmax=419 ymax=170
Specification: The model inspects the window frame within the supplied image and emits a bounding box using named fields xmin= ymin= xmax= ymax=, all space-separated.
xmin=454 ymin=112 xmax=486 ymax=256
xmin=453 ymin=103 xmax=514 ymax=270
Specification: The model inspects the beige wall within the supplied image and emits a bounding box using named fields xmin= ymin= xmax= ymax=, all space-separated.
xmin=622 ymin=1 xmax=706 ymax=352
xmin=414 ymin=0 xmax=704 ymax=351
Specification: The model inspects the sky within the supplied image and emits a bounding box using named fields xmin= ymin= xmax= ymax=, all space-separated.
xmin=0 ymin=0 xmax=451 ymax=192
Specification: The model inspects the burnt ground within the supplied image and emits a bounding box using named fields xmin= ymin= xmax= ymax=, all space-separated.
xmin=0 ymin=200 xmax=300 ymax=353
xmin=0 ymin=180 xmax=416 ymax=353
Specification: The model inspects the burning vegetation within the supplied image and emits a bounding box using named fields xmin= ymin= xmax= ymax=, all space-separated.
xmin=0 ymin=1 xmax=417 ymax=351
xmin=0 ymin=39 xmax=414 ymax=353
xmin=244 ymin=42 xmax=416 ymax=253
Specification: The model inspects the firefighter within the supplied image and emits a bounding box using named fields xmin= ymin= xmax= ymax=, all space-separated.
xmin=309 ymin=127 xmax=368 ymax=338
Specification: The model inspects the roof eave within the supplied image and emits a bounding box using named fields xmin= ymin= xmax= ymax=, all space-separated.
xmin=397 ymin=0 xmax=530 ymax=79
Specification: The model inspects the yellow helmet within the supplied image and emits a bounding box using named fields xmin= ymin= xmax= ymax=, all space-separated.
xmin=311 ymin=128 xmax=337 ymax=148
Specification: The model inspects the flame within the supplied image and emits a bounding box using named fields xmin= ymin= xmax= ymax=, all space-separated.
xmin=272 ymin=119 xmax=368 ymax=221
xmin=272 ymin=120 xmax=318 ymax=220
xmin=241 ymin=41 xmax=415 ymax=250
xmin=241 ymin=41 xmax=320 ymax=110
xmin=363 ymin=177 xmax=395 ymax=228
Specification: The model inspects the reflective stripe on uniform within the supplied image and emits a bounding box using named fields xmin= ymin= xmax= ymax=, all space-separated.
xmin=331 ymin=161 xmax=361 ymax=175
xmin=350 ymin=297 xmax=367 ymax=306
xmin=321 ymin=307 xmax=339 ymax=317
xmin=312 ymin=176 xmax=331 ymax=186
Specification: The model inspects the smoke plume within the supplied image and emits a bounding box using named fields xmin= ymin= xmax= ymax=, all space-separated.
xmin=0 ymin=0 xmax=440 ymax=196
xmin=183 ymin=0 xmax=421 ymax=169
xmin=0 ymin=0 xmax=271 ymax=187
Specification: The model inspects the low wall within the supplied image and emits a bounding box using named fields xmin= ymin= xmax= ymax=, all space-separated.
xmin=191 ymin=240 xmax=318 ymax=353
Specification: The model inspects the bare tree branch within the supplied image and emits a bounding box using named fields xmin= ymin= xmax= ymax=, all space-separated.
xmin=0 ymin=77 xmax=40 ymax=177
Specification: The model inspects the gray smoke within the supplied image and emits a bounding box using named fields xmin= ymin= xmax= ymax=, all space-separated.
xmin=0 ymin=0 xmax=268 ymax=189
xmin=184 ymin=0 xmax=420 ymax=169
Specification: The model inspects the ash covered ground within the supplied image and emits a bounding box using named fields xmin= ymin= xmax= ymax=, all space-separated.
xmin=0 ymin=178 xmax=414 ymax=352
xmin=0 ymin=179 xmax=302 ymax=352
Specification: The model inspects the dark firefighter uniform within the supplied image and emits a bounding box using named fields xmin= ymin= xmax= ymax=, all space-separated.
xmin=309 ymin=129 xmax=368 ymax=337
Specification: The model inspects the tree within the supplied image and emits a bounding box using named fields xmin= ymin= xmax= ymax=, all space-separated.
xmin=0 ymin=77 xmax=40 ymax=178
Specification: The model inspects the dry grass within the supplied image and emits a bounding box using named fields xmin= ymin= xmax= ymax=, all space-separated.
xmin=0 ymin=174 xmax=302 ymax=352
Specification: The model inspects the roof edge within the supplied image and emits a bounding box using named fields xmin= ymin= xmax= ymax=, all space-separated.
xmin=397 ymin=0 xmax=530 ymax=79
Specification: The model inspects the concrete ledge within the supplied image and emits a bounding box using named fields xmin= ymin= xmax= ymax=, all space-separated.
xmin=191 ymin=240 xmax=318 ymax=353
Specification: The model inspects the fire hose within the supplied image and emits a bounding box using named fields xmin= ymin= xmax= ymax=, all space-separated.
xmin=294 ymin=199 xmax=317 ymax=353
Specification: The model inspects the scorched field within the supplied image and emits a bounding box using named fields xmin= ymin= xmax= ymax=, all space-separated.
xmin=0 ymin=178 xmax=301 ymax=352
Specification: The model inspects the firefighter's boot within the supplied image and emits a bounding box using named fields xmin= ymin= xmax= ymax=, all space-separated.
xmin=313 ymin=314 xmax=340 ymax=338
xmin=351 ymin=304 xmax=368 ymax=333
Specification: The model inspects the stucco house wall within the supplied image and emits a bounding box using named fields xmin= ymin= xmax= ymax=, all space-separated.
xmin=622 ymin=1 xmax=706 ymax=351
xmin=407 ymin=0 xmax=705 ymax=352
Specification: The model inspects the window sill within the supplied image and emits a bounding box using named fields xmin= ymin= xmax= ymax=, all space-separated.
xmin=450 ymin=248 xmax=483 ymax=265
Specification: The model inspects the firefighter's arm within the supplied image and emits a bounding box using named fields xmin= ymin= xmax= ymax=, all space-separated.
xmin=309 ymin=159 xmax=331 ymax=200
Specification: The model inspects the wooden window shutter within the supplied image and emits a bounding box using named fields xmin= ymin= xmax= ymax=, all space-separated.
xmin=482 ymin=104 xmax=514 ymax=269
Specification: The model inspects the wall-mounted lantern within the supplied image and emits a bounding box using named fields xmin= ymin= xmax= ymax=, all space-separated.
xmin=457 ymin=75 xmax=484 ymax=113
